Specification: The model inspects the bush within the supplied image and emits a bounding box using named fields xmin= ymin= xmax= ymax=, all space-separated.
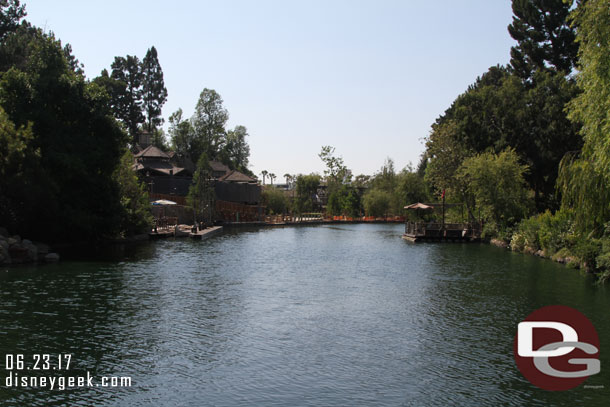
xmin=572 ymin=238 xmax=602 ymax=273
xmin=537 ymin=209 xmax=574 ymax=254
xmin=262 ymin=187 xmax=288 ymax=215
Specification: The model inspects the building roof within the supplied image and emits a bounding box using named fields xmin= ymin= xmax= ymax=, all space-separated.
xmin=134 ymin=161 xmax=187 ymax=176
xmin=210 ymin=160 xmax=231 ymax=173
xmin=219 ymin=170 xmax=256 ymax=183
xmin=134 ymin=145 xmax=170 ymax=159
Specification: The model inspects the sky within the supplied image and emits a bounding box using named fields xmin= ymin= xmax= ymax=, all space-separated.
xmin=23 ymin=0 xmax=517 ymax=180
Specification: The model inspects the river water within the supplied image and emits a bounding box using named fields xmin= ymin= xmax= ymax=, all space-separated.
xmin=0 ymin=223 xmax=608 ymax=406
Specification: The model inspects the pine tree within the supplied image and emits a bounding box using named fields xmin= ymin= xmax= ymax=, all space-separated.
xmin=142 ymin=46 xmax=168 ymax=133
xmin=111 ymin=55 xmax=144 ymax=144
xmin=508 ymin=0 xmax=578 ymax=81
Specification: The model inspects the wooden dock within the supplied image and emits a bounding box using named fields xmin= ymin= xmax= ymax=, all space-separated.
xmin=402 ymin=221 xmax=481 ymax=243
xmin=189 ymin=226 xmax=223 ymax=240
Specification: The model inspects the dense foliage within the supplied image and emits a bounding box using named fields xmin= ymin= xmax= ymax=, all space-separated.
xmin=168 ymin=89 xmax=252 ymax=175
xmin=0 ymin=3 xmax=151 ymax=242
xmin=187 ymin=153 xmax=215 ymax=226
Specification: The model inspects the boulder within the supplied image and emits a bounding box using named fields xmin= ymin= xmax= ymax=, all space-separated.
xmin=7 ymin=235 xmax=21 ymax=246
xmin=21 ymin=240 xmax=38 ymax=262
xmin=0 ymin=245 xmax=9 ymax=264
xmin=490 ymin=239 xmax=509 ymax=249
xmin=35 ymin=242 xmax=50 ymax=261
xmin=45 ymin=253 xmax=60 ymax=262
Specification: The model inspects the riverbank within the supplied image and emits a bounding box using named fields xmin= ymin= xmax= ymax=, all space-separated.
xmin=0 ymin=227 xmax=60 ymax=265
xmin=490 ymin=238 xmax=583 ymax=271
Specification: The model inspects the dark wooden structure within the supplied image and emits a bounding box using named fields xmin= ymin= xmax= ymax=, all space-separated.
xmin=402 ymin=202 xmax=481 ymax=242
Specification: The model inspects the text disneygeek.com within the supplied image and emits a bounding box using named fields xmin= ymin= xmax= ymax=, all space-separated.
xmin=3 ymin=354 xmax=131 ymax=391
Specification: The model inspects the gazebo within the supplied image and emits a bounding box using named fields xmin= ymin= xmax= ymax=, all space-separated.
xmin=402 ymin=202 xmax=481 ymax=242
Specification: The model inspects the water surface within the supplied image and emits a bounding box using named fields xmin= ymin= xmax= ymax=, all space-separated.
xmin=0 ymin=224 xmax=608 ymax=406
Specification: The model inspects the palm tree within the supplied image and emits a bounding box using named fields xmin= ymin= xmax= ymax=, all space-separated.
xmin=269 ymin=173 xmax=276 ymax=186
xmin=261 ymin=170 xmax=268 ymax=185
xmin=284 ymin=173 xmax=292 ymax=188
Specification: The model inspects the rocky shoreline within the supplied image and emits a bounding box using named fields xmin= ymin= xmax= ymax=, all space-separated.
xmin=0 ymin=227 xmax=60 ymax=265
xmin=489 ymin=238 xmax=579 ymax=268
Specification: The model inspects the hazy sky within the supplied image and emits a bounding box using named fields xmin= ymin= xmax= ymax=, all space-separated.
xmin=24 ymin=0 xmax=517 ymax=179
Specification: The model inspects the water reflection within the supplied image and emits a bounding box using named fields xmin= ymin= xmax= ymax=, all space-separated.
xmin=0 ymin=224 xmax=608 ymax=406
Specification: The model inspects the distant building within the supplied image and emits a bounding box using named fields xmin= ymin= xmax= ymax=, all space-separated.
xmin=132 ymin=148 xmax=260 ymax=205
xmin=133 ymin=146 xmax=193 ymax=196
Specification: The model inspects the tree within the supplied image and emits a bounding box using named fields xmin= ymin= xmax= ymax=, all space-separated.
xmin=111 ymin=55 xmax=144 ymax=143
xmin=319 ymin=145 xmax=349 ymax=183
xmin=114 ymin=149 xmax=152 ymax=235
xmin=396 ymin=169 xmax=430 ymax=208
xmin=187 ymin=153 xmax=215 ymax=227
xmin=262 ymin=187 xmax=288 ymax=215
xmin=260 ymin=170 xmax=268 ymax=185
xmin=269 ymin=173 xmax=276 ymax=185
xmin=508 ymin=0 xmax=579 ymax=81
xmin=0 ymin=0 xmax=25 ymax=41
xmin=426 ymin=65 xmax=580 ymax=210
xmin=219 ymin=125 xmax=250 ymax=172
xmin=295 ymin=174 xmax=321 ymax=214
xmin=141 ymin=46 xmax=167 ymax=132
xmin=284 ymin=173 xmax=293 ymax=187
xmin=558 ymin=0 xmax=610 ymax=234
xmin=363 ymin=189 xmax=391 ymax=217
xmin=191 ymin=88 xmax=228 ymax=160
xmin=168 ymin=108 xmax=195 ymax=157
xmin=456 ymin=149 xmax=532 ymax=227
xmin=0 ymin=105 xmax=39 ymax=232
xmin=0 ymin=28 xmax=126 ymax=241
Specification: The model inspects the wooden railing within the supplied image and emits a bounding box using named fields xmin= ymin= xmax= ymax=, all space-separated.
xmin=404 ymin=222 xmax=481 ymax=238
xmin=153 ymin=217 xmax=178 ymax=232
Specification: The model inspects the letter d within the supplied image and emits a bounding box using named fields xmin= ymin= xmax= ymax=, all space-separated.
xmin=518 ymin=321 xmax=578 ymax=357
xmin=5 ymin=372 xmax=12 ymax=387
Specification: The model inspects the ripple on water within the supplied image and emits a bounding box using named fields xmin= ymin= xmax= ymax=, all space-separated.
xmin=0 ymin=224 xmax=608 ymax=406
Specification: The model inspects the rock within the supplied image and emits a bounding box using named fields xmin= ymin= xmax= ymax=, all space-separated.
xmin=35 ymin=242 xmax=50 ymax=261
xmin=535 ymin=250 xmax=545 ymax=258
xmin=0 ymin=227 xmax=8 ymax=238
xmin=490 ymin=238 xmax=509 ymax=249
xmin=21 ymin=240 xmax=38 ymax=262
xmin=35 ymin=242 xmax=49 ymax=253
xmin=524 ymin=247 xmax=536 ymax=255
xmin=45 ymin=253 xmax=60 ymax=262
xmin=7 ymin=235 xmax=21 ymax=245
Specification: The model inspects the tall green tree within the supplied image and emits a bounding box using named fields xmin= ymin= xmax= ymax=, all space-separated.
xmin=168 ymin=108 xmax=195 ymax=157
xmin=187 ymin=153 xmax=216 ymax=227
xmin=111 ymin=55 xmax=144 ymax=143
xmin=558 ymin=0 xmax=610 ymax=234
xmin=114 ymin=149 xmax=152 ymax=235
xmin=0 ymin=0 xmax=25 ymax=41
xmin=426 ymin=65 xmax=580 ymax=210
xmin=0 ymin=28 xmax=126 ymax=241
xmin=508 ymin=0 xmax=579 ymax=81
xmin=192 ymin=88 xmax=229 ymax=160
xmin=141 ymin=45 xmax=167 ymax=132
xmin=363 ymin=189 xmax=391 ymax=217
xmin=219 ymin=125 xmax=250 ymax=172
xmin=295 ymin=174 xmax=321 ymax=214
xmin=456 ymin=149 xmax=532 ymax=227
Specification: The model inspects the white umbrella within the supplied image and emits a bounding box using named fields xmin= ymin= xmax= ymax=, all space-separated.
xmin=152 ymin=199 xmax=177 ymax=205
